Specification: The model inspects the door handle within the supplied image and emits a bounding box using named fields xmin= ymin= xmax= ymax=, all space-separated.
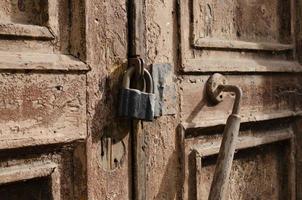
xmin=206 ymin=74 xmax=243 ymax=200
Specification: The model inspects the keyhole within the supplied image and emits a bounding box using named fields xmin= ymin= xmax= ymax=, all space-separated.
xmin=98 ymin=137 xmax=126 ymax=171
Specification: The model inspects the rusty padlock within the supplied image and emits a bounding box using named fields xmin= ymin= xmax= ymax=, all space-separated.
xmin=118 ymin=67 xmax=155 ymax=121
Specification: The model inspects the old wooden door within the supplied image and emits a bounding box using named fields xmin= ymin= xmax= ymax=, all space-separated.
xmin=99 ymin=0 xmax=301 ymax=199
xmin=0 ymin=1 xmax=88 ymax=199
xmin=0 ymin=0 xmax=301 ymax=200
xmin=85 ymin=0 xmax=302 ymax=199
xmin=178 ymin=0 xmax=302 ymax=199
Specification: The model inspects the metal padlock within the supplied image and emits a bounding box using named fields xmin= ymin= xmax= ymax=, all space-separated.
xmin=118 ymin=67 xmax=155 ymax=121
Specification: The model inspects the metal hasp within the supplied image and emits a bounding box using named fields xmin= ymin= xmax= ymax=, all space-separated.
xmin=118 ymin=66 xmax=155 ymax=121
xmin=207 ymin=73 xmax=243 ymax=200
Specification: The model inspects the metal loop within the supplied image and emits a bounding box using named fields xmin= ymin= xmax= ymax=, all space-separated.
xmin=122 ymin=67 xmax=135 ymax=89
xmin=122 ymin=67 xmax=153 ymax=93
xmin=138 ymin=58 xmax=145 ymax=78
xmin=143 ymin=68 xmax=153 ymax=93
xmin=128 ymin=58 xmax=144 ymax=80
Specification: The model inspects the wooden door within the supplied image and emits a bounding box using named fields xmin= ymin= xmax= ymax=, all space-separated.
xmin=87 ymin=0 xmax=302 ymax=199
xmin=178 ymin=0 xmax=302 ymax=199
xmin=83 ymin=0 xmax=302 ymax=200
xmin=1 ymin=1 xmax=301 ymax=200
xmin=0 ymin=1 xmax=88 ymax=199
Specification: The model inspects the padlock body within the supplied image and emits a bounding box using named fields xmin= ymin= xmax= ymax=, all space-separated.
xmin=118 ymin=88 xmax=155 ymax=121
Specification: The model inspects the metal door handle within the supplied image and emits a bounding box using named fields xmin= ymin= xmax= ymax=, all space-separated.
xmin=206 ymin=74 xmax=243 ymax=200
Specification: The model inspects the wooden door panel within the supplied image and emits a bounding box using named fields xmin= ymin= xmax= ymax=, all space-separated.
xmin=179 ymin=0 xmax=300 ymax=73
xmin=192 ymin=0 xmax=291 ymax=47
xmin=181 ymin=74 xmax=302 ymax=129
xmin=178 ymin=0 xmax=301 ymax=199
xmin=196 ymin=142 xmax=291 ymax=200
xmin=181 ymin=119 xmax=295 ymax=199
xmin=0 ymin=73 xmax=86 ymax=150
xmin=0 ymin=0 xmax=87 ymax=199
xmin=0 ymin=148 xmax=77 ymax=200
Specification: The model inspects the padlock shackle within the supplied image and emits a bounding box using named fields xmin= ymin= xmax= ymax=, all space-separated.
xmin=122 ymin=67 xmax=154 ymax=93
xmin=122 ymin=67 xmax=135 ymax=89
xmin=143 ymin=69 xmax=154 ymax=93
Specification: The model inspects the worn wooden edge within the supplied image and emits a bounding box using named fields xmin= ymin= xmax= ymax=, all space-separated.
xmin=0 ymin=23 xmax=54 ymax=40
xmin=288 ymin=138 xmax=296 ymax=200
xmin=178 ymin=0 xmax=189 ymax=74
xmin=182 ymin=110 xmax=302 ymax=130
xmin=182 ymin=58 xmax=302 ymax=73
xmin=193 ymin=129 xmax=293 ymax=157
xmin=194 ymin=38 xmax=294 ymax=51
xmin=0 ymin=51 xmax=90 ymax=72
xmin=195 ymin=155 xmax=202 ymax=200
xmin=178 ymin=125 xmax=186 ymax=200
xmin=0 ymin=134 xmax=86 ymax=150
xmin=290 ymin=0 xmax=297 ymax=59
xmin=0 ymin=162 xmax=57 ymax=185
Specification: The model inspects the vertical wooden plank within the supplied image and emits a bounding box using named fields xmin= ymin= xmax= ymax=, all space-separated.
xmin=291 ymin=0 xmax=297 ymax=59
xmin=180 ymin=126 xmax=186 ymax=200
xmin=132 ymin=120 xmax=146 ymax=200
xmin=288 ymin=137 xmax=296 ymax=200
xmin=51 ymin=167 xmax=62 ymax=200
xmin=294 ymin=118 xmax=302 ymax=200
xmin=86 ymin=0 xmax=130 ymax=199
xmin=195 ymin=153 xmax=202 ymax=200
xmin=296 ymin=0 xmax=302 ymax=63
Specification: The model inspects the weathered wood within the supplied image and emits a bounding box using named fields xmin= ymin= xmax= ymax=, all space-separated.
xmin=0 ymin=73 xmax=86 ymax=150
xmin=194 ymin=39 xmax=294 ymax=51
xmin=194 ymin=129 xmax=293 ymax=157
xmin=0 ymin=134 xmax=85 ymax=150
xmin=297 ymin=0 xmax=302 ymax=63
xmin=181 ymin=75 xmax=302 ymax=130
xmin=0 ymin=0 xmax=299 ymax=199
xmin=288 ymin=138 xmax=296 ymax=200
xmin=0 ymin=0 xmax=48 ymax=25
xmin=0 ymin=162 xmax=57 ymax=185
xmin=0 ymin=23 xmax=54 ymax=39
xmin=191 ymin=0 xmax=291 ymax=45
xmin=0 ymin=51 xmax=89 ymax=71
xmin=0 ymin=150 xmax=76 ymax=199
xmin=85 ymin=0 xmax=130 ymax=199
xmin=291 ymin=0 xmax=297 ymax=59
xmin=294 ymin=118 xmax=302 ymax=200
xmin=183 ymin=58 xmax=302 ymax=73
xmin=193 ymin=129 xmax=294 ymax=200
xmin=0 ymin=0 xmax=88 ymax=199
xmin=183 ymin=111 xmax=302 ymax=130
xmin=194 ymin=142 xmax=292 ymax=200
xmin=195 ymin=154 xmax=203 ymax=200
xmin=179 ymin=0 xmax=296 ymax=72
xmin=182 ymin=121 xmax=294 ymax=200
xmin=179 ymin=126 xmax=186 ymax=200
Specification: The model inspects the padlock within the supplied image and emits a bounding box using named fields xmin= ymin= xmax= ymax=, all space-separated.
xmin=118 ymin=67 xmax=155 ymax=121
